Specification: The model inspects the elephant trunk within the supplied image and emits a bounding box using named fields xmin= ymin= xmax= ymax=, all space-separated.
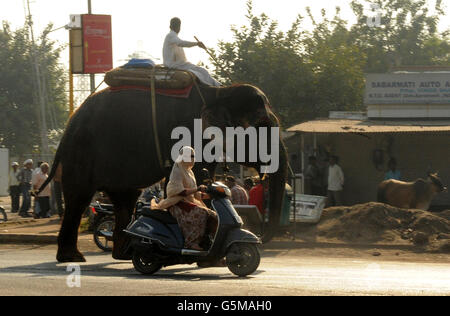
xmin=262 ymin=139 xmax=288 ymax=243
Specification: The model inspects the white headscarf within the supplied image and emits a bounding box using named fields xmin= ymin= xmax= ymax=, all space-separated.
xmin=151 ymin=146 xmax=205 ymax=210
xmin=175 ymin=146 xmax=195 ymax=164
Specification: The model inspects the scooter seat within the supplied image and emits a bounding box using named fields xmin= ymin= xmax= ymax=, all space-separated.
xmin=140 ymin=208 xmax=178 ymax=225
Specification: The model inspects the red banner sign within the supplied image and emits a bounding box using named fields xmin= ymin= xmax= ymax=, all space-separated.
xmin=82 ymin=14 xmax=113 ymax=74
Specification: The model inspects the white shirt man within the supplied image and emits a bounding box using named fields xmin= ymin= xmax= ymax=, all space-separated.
xmin=327 ymin=156 xmax=344 ymax=206
xmin=163 ymin=17 xmax=220 ymax=87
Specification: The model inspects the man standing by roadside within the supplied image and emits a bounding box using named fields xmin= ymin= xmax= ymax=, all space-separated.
xmin=31 ymin=161 xmax=43 ymax=218
xmin=225 ymin=176 xmax=249 ymax=205
xmin=8 ymin=162 xmax=20 ymax=213
xmin=305 ymin=156 xmax=323 ymax=196
xmin=249 ymin=177 xmax=269 ymax=215
xmin=384 ymin=157 xmax=401 ymax=181
xmin=17 ymin=159 xmax=33 ymax=217
xmin=32 ymin=162 xmax=51 ymax=218
xmin=327 ymin=155 xmax=344 ymax=206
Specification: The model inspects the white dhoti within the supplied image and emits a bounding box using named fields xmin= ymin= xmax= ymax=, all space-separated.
xmin=176 ymin=63 xmax=221 ymax=87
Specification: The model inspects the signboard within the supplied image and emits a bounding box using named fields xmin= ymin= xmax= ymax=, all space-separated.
xmin=0 ymin=148 xmax=9 ymax=196
xmin=365 ymin=73 xmax=450 ymax=105
xmin=82 ymin=14 xmax=113 ymax=74
xmin=290 ymin=194 xmax=326 ymax=223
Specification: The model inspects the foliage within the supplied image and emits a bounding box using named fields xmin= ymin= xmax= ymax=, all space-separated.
xmin=211 ymin=0 xmax=449 ymax=126
xmin=0 ymin=21 xmax=68 ymax=157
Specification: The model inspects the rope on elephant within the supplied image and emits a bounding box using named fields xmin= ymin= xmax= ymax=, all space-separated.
xmin=151 ymin=67 xmax=165 ymax=172
xmin=190 ymin=72 xmax=207 ymax=109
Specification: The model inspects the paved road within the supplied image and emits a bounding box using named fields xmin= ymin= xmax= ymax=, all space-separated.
xmin=0 ymin=244 xmax=449 ymax=296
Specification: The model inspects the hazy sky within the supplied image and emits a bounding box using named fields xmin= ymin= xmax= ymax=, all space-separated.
xmin=1 ymin=0 xmax=449 ymax=68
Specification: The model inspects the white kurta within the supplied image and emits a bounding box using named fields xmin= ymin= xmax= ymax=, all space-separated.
xmin=162 ymin=30 xmax=220 ymax=86
xmin=327 ymin=164 xmax=344 ymax=191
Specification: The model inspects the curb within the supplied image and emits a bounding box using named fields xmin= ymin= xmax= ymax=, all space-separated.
xmin=0 ymin=233 xmax=57 ymax=244
xmin=263 ymin=240 xmax=418 ymax=251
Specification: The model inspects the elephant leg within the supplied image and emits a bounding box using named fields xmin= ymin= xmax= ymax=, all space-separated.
xmin=106 ymin=189 xmax=141 ymax=260
xmin=57 ymin=188 xmax=94 ymax=263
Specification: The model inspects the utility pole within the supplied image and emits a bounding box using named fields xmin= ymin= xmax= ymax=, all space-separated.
xmin=26 ymin=0 xmax=49 ymax=156
xmin=88 ymin=0 xmax=95 ymax=93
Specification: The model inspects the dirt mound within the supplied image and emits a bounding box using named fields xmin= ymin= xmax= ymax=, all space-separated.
xmin=298 ymin=202 xmax=450 ymax=253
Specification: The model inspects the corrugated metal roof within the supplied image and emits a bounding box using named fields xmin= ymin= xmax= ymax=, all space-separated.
xmin=287 ymin=119 xmax=450 ymax=134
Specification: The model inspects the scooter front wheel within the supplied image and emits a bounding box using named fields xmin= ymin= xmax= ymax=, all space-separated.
xmin=226 ymin=243 xmax=260 ymax=277
xmin=93 ymin=217 xmax=115 ymax=251
xmin=132 ymin=252 xmax=162 ymax=275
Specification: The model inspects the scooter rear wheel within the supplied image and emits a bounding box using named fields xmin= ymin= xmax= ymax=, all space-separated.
xmin=132 ymin=252 xmax=162 ymax=275
xmin=226 ymin=243 xmax=260 ymax=277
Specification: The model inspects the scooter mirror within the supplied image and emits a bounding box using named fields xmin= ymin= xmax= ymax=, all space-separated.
xmin=201 ymin=168 xmax=211 ymax=180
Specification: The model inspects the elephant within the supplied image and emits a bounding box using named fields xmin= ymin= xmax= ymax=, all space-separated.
xmin=39 ymin=83 xmax=288 ymax=263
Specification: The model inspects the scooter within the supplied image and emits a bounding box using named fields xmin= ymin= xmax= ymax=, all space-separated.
xmin=124 ymin=175 xmax=261 ymax=277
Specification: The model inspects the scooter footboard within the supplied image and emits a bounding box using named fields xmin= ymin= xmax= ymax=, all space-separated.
xmin=222 ymin=228 xmax=261 ymax=253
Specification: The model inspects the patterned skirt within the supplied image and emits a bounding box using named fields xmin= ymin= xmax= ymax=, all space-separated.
xmin=169 ymin=204 xmax=218 ymax=249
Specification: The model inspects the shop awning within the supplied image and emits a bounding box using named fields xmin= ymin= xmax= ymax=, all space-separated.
xmin=287 ymin=119 xmax=450 ymax=134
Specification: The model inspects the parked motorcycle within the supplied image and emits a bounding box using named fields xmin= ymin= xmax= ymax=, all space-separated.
xmin=90 ymin=202 xmax=115 ymax=251
xmin=90 ymin=188 xmax=161 ymax=251
xmin=125 ymin=173 xmax=261 ymax=277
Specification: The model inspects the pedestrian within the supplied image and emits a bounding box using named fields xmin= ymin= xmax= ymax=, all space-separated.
xmin=31 ymin=161 xmax=43 ymax=217
xmin=327 ymin=155 xmax=344 ymax=206
xmin=243 ymin=177 xmax=254 ymax=192
xmin=225 ymin=176 xmax=249 ymax=205
xmin=8 ymin=162 xmax=21 ymax=213
xmin=384 ymin=157 xmax=401 ymax=180
xmin=17 ymin=159 xmax=33 ymax=217
xmin=32 ymin=162 xmax=51 ymax=218
xmin=249 ymin=176 xmax=269 ymax=215
xmin=305 ymin=156 xmax=323 ymax=196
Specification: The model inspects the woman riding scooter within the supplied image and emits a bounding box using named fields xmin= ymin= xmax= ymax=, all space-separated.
xmin=151 ymin=146 xmax=217 ymax=251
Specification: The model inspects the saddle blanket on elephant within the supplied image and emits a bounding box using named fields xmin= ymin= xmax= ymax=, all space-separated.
xmin=105 ymin=65 xmax=195 ymax=90
xmin=108 ymin=84 xmax=193 ymax=98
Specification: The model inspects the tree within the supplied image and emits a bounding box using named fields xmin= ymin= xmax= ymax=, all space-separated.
xmin=211 ymin=1 xmax=366 ymax=126
xmin=349 ymin=0 xmax=450 ymax=71
xmin=0 ymin=22 xmax=68 ymax=157
xmin=210 ymin=0 xmax=449 ymax=127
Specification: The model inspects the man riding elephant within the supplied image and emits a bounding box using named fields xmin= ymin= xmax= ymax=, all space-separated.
xmin=163 ymin=17 xmax=220 ymax=87
xmin=38 ymin=82 xmax=287 ymax=263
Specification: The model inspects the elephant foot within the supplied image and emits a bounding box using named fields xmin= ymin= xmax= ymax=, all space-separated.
xmin=57 ymin=249 xmax=86 ymax=263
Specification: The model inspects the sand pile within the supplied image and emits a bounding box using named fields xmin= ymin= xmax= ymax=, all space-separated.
xmin=299 ymin=202 xmax=450 ymax=253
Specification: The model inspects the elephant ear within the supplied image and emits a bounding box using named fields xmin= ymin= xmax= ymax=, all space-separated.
xmin=203 ymin=84 xmax=270 ymax=129
xmin=201 ymin=102 xmax=233 ymax=130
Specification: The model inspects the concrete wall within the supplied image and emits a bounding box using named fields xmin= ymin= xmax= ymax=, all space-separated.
xmin=292 ymin=132 xmax=450 ymax=207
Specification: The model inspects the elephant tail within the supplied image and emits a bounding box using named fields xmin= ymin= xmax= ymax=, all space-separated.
xmin=36 ymin=146 xmax=62 ymax=196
